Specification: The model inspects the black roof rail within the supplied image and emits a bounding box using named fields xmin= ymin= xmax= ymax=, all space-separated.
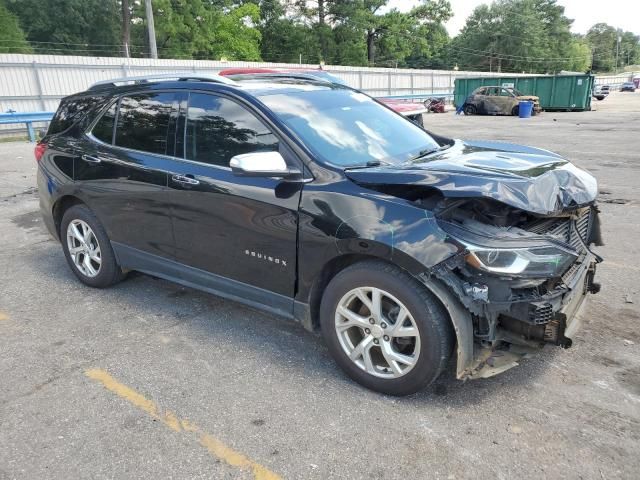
xmin=88 ymin=73 xmax=237 ymax=90
xmin=225 ymin=72 xmax=339 ymax=85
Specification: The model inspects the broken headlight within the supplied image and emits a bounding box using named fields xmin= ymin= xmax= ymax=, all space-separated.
xmin=464 ymin=244 xmax=577 ymax=277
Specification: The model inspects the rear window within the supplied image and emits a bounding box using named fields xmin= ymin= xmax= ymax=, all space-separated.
xmin=48 ymin=95 xmax=103 ymax=135
xmin=114 ymin=92 xmax=178 ymax=156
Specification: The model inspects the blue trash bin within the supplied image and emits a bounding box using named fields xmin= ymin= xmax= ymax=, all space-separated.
xmin=518 ymin=101 xmax=534 ymax=118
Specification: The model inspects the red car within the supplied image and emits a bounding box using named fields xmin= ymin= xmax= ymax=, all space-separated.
xmin=218 ymin=67 xmax=428 ymax=126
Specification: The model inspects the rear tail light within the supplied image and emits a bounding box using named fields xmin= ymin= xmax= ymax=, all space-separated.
xmin=34 ymin=142 xmax=47 ymax=162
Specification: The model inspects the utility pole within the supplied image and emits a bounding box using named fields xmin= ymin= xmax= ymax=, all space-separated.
xmin=615 ymin=34 xmax=621 ymax=73
xmin=121 ymin=0 xmax=130 ymax=58
xmin=145 ymin=0 xmax=158 ymax=59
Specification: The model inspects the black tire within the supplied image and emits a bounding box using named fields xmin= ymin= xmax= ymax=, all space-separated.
xmin=60 ymin=204 xmax=124 ymax=288
xmin=511 ymin=105 xmax=519 ymax=116
xmin=320 ymin=260 xmax=454 ymax=396
xmin=463 ymin=104 xmax=476 ymax=115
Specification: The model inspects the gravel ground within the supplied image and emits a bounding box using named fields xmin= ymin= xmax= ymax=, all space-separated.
xmin=1 ymin=91 xmax=639 ymax=480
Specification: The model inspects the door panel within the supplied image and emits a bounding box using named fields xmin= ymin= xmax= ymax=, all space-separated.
xmin=167 ymin=92 xmax=301 ymax=298
xmin=482 ymin=87 xmax=502 ymax=113
xmin=74 ymin=91 xmax=185 ymax=259
xmin=168 ymin=163 xmax=301 ymax=297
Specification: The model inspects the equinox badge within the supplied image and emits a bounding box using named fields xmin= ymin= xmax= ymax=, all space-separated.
xmin=245 ymin=250 xmax=287 ymax=267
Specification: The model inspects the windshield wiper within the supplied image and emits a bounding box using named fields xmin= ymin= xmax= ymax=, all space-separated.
xmin=344 ymin=159 xmax=392 ymax=170
xmin=408 ymin=144 xmax=451 ymax=162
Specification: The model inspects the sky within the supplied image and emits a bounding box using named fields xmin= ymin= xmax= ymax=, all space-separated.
xmin=387 ymin=0 xmax=640 ymax=36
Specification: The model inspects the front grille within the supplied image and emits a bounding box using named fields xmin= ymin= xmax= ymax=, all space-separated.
xmin=524 ymin=208 xmax=592 ymax=251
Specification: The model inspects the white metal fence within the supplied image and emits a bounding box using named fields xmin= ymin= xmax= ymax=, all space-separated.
xmin=593 ymin=73 xmax=637 ymax=89
xmin=0 ymin=53 xmax=514 ymax=135
xmin=0 ymin=53 xmax=637 ymax=136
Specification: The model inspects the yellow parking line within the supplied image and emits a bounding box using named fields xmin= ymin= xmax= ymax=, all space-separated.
xmin=85 ymin=368 xmax=281 ymax=480
xmin=0 ymin=312 xmax=8 ymax=321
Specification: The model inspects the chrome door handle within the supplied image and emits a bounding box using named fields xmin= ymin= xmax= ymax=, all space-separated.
xmin=172 ymin=174 xmax=200 ymax=186
xmin=81 ymin=154 xmax=102 ymax=163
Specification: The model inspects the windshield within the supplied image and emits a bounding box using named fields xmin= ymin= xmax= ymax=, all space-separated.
xmin=258 ymin=88 xmax=440 ymax=168
xmin=509 ymin=88 xmax=524 ymax=96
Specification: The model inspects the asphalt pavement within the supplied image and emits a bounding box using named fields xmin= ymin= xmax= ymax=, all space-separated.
xmin=1 ymin=91 xmax=639 ymax=480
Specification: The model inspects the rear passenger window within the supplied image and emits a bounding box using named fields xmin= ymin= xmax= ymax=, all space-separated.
xmin=185 ymin=93 xmax=278 ymax=167
xmin=115 ymin=92 xmax=177 ymax=155
xmin=92 ymin=101 xmax=117 ymax=144
xmin=48 ymin=95 xmax=102 ymax=135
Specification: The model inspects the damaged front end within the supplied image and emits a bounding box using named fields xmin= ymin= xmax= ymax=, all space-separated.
xmin=429 ymin=197 xmax=603 ymax=379
xmin=344 ymin=139 xmax=603 ymax=380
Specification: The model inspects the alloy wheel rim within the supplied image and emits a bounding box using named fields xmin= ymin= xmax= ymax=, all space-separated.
xmin=66 ymin=219 xmax=101 ymax=278
xmin=335 ymin=287 xmax=421 ymax=379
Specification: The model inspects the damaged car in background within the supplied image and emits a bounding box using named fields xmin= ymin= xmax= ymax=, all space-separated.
xmin=38 ymin=74 xmax=602 ymax=396
xmin=462 ymin=86 xmax=542 ymax=115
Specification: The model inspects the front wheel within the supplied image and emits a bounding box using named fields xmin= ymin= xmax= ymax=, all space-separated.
xmin=320 ymin=261 xmax=454 ymax=396
xmin=463 ymin=104 xmax=476 ymax=115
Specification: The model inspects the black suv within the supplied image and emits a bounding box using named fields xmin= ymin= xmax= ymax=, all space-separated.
xmin=37 ymin=73 xmax=602 ymax=395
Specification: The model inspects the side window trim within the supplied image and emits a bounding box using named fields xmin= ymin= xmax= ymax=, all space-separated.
xmin=86 ymin=98 xmax=119 ymax=144
xmin=181 ymin=91 xmax=190 ymax=160
xmin=111 ymin=97 xmax=121 ymax=145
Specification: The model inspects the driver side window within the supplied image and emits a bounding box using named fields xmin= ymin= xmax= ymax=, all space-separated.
xmin=184 ymin=93 xmax=279 ymax=167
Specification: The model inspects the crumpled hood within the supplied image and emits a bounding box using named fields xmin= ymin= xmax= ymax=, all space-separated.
xmin=345 ymin=140 xmax=598 ymax=215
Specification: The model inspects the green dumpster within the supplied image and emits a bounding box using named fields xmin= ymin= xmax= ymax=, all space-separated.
xmin=454 ymin=74 xmax=595 ymax=112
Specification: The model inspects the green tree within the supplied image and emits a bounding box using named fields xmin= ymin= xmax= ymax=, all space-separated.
xmin=586 ymin=23 xmax=617 ymax=72
xmin=258 ymin=4 xmax=322 ymax=63
xmin=586 ymin=24 xmax=640 ymax=72
xmin=130 ymin=0 xmax=261 ymax=60
xmin=0 ymin=1 xmax=32 ymax=53
xmin=330 ymin=0 xmax=451 ymax=66
xmin=620 ymin=31 xmax=640 ymax=69
xmin=452 ymin=0 xmax=590 ymax=73
xmin=6 ymin=0 xmax=121 ymax=56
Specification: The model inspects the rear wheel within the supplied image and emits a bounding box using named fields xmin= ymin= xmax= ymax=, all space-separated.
xmin=320 ymin=260 xmax=454 ymax=396
xmin=61 ymin=204 xmax=124 ymax=288
xmin=463 ymin=104 xmax=476 ymax=115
